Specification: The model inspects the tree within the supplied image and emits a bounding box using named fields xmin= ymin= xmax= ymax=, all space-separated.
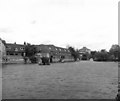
xmin=109 ymin=45 xmax=120 ymax=61
xmin=24 ymin=44 xmax=38 ymax=63
xmin=90 ymin=51 xmax=97 ymax=59
xmin=94 ymin=49 xmax=109 ymax=61
xmin=2 ymin=40 xmax=6 ymax=46
xmin=68 ymin=46 xmax=79 ymax=61
xmin=24 ymin=44 xmax=37 ymax=57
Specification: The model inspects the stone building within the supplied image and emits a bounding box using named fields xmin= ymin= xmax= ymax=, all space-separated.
xmin=5 ymin=43 xmax=25 ymax=63
xmin=6 ymin=43 xmax=25 ymax=56
xmin=5 ymin=42 xmax=73 ymax=62
xmin=79 ymin=47 xmax=91 ymax=60
xmin=36 ymin=44 xmax=73 ymax=62
xmin=0 ymin=38 xmax=6 ymax=62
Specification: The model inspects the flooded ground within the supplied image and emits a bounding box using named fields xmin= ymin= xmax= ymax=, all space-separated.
xmin=2 ymin=61 xmax=118 ymax=99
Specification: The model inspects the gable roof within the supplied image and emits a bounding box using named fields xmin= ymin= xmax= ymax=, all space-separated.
xmin=79 ymin=47 xmax=91 ymax=53
xmin=6 ymin=43 xmax=25 ymax=52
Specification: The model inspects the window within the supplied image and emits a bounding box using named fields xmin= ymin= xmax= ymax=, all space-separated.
xmin=49 ymin=47 xmax=51 ymax=50
xmin=20 ymin=47 xmax=24 ymax=50
xmin=6 ymin=46 xmax=11 ymax=49
xmin=15 ymin=48 xmax=18 ymax=51
xmin=10 ymin=53 xmax=14 ymax=55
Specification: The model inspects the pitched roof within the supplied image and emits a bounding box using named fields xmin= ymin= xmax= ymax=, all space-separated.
xmin=36 ymin=44 xmax=70 ymax=53
xmin=79 ymin=47 xmax=91 ymax=53
xmin=6 ymin=43 xmax=24 ymax=52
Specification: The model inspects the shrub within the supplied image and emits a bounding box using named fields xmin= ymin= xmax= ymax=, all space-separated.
xmin=29 ymin=56 xmax=38 ymax=63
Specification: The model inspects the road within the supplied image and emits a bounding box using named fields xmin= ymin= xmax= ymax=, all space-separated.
xmin=2 ymin=61 xmax=118 ymax=99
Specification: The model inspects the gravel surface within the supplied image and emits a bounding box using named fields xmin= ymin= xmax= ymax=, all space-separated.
xmin=2 ymin=61 xmax=118 ymax=99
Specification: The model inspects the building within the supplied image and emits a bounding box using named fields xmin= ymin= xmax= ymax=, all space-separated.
xmin=79 ymin=47 xmax=91 ymax=54
xmin=0 ymin=38 xmax=6 ymax=62
xmin=36 ymin=44 xmax=73 ymax=62
xmin=5 ymin=42 xmax=74 ymax=63
xmin=79 ymin=47 xmax=91 ymax=60
xmin=6 ymin=43 xmax=25 ymax=56
xmin=5 ymin=43 xmax=25 ymax=63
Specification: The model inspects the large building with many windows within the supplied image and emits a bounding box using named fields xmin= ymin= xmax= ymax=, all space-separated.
xmin=4 ymin=43 xmax=25 ymax=63
xmin=35 ymin=44 xmax=73 ymax=62
xmin=6 ymin=43 xmax=25 ymax=56
xmin=5 ymin=42 xmax=73 ymax=62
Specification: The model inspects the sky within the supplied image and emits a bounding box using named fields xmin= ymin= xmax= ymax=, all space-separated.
xmin=0 ymin=0 xmax=118 ymax=51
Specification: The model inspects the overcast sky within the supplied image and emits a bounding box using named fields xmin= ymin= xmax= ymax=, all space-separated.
xmin=0 ymin=0 xmax=118 ymax=51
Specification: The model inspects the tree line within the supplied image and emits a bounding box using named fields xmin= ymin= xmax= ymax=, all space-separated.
xmin=91 ymin=45 xmax=120 ymax=61
xmin=23 ymin=43 xmax=120 ymax=63
xmin=68 ymin=45 xmax=120 ymax=62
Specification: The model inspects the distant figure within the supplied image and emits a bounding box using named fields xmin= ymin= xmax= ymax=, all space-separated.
xmin=50 ymin=56 xmax=53 ymax=63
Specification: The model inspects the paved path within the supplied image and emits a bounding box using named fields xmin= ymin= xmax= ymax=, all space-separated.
xmin=2 ymin=61 xmax=118 ymax=99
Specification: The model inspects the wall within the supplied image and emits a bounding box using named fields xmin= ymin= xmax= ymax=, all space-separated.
xmin=0 ymin=38 xmax=6 ymax=63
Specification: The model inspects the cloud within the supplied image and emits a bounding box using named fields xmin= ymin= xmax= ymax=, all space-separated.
xmin=31 ymin=20 xmax=37 ymax=24
xmin=48 ymin=0 xmax=84 ymax=6
xmin=0 ymin=28 xmax=13 ymax=33
xmin=0 ymin=0 xmax=117 ymax=51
